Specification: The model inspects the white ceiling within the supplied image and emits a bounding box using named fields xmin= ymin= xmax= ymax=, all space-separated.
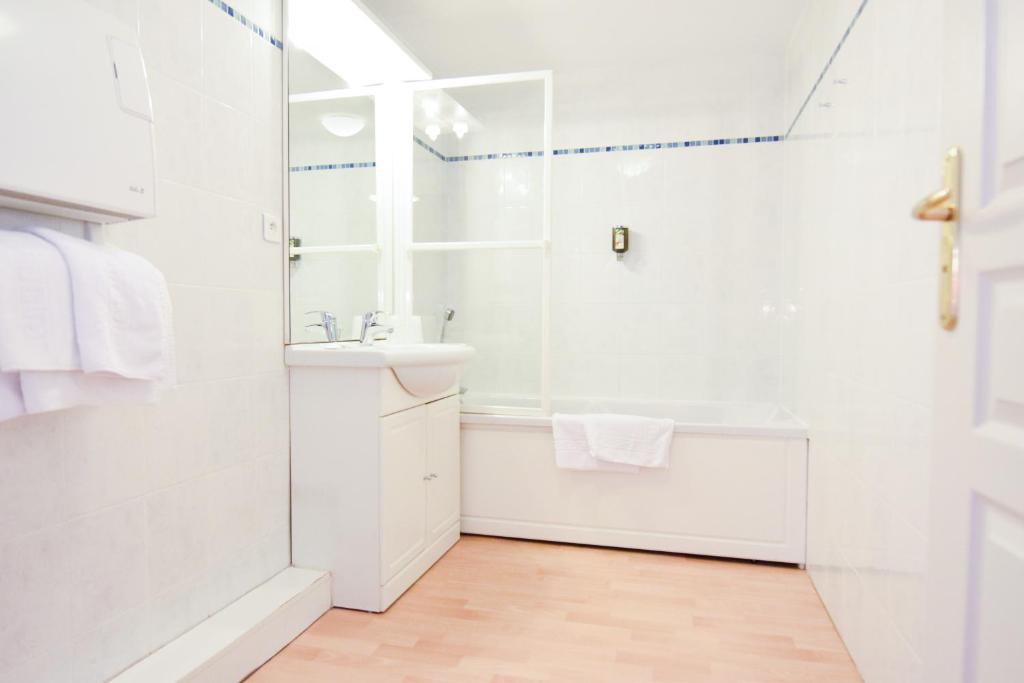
xmin=360 ymin=0 xmax=808 ymax=78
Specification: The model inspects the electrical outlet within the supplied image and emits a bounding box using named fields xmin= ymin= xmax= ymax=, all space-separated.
xmin=262 ymin=213 xmax=282 ymax=243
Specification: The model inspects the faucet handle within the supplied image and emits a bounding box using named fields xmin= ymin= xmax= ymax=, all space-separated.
xmin=362 ymin=310 xmax=384 ymax=324
xmin=305 ymin=311 xmax=338 ymax=341
xmin=306 ymin=310 xmax=335 ymax=320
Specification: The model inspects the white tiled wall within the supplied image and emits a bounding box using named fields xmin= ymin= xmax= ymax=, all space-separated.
xmin=287 ymin=56 xmax=791 ymax=406
xmin=783 ymin=0 xmax=943 ymax=680
xmin=550 ymin=142 xmax=785 ymax=403
xmin=404 ymin=61 xmax=791 ymax=406
xmin=0 ymin=2 xmax=287 ymax=681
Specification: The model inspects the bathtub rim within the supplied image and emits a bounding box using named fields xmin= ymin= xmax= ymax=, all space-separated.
xmin=460 ymin=406 xmax=808 ymax=439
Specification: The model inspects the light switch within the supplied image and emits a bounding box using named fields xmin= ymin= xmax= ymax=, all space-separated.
xmin=262 ymin=213 xmax=282 ymax=243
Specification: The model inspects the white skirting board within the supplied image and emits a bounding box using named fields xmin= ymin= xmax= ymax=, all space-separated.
xmin=112 ymin=567 xmax=331 ymax=683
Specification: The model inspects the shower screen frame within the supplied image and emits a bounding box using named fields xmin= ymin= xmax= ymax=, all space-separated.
xmin=284 ymin=71 xmax=553 ymax=416
xmin=404 ymin=71 xmax=553 ymax=416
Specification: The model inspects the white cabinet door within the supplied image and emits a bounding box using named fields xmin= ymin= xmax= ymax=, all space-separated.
xmin=425 ymin=395 xmax=461 ymax=541
xmin=380 ymin=405 xmax=428 ymax=584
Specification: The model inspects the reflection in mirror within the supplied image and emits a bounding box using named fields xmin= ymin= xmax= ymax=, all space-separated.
xmin=283 ymin=3 xmax=549 ymax=413
xmin=287 ymin=44 xmax=378 ymax=343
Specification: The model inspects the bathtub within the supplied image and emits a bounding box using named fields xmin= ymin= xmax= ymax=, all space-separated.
xmin=460 ymin=399 xmax=808 ymax=564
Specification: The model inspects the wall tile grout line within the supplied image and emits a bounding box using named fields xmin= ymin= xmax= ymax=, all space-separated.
xmin=784 ymin=0 xmax=869 ymax=139
xmin=206 ymin=0 xmax=283 ymax=50
xmin=294 ymin=134 xmax=784 ymax=172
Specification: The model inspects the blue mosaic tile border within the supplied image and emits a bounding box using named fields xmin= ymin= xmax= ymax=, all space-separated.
xmin=412 ymin=134 xmax=782 ymax=163
xmin=414 ymin=136 xmax=447 ymax=162
xmin=289 ymin=161 xmax=377 ymax=173
xmin=294 ymin=134 xmax=783 ymax=172
xmin=207 ymin=0 xmax=283 ymax=50
xmin=785 ymin=0 xmax=869 ymax=138
xmin=550 ymin=136 xmax=782 ymax=157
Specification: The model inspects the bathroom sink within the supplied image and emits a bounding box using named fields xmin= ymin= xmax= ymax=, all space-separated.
xmin=285 ymin=342 xmax=474 ymax=397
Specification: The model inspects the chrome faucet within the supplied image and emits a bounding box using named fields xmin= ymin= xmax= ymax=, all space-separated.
xmin=439 ymin=307 xmax=455 ymax=342
xmin=360 ymin=310 xmax=394 ymax=346
xmin=305 ymin=310 xmax=339 ymax=342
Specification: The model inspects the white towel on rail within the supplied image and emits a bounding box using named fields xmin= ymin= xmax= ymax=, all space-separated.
xmin=583 ymin=414 xmax=674 ymax=468
xmin=552 ymin=413 xmax=639 ymax=472
xmin=27 ymin=227 xmax=174 ymax=383
xmin=0 ymin=228 xmax=173 ymax=422
xmin=0 ymin=229 xmax=78 ymax=372
xmin=18 ymin=372 xmax=160 ymax=414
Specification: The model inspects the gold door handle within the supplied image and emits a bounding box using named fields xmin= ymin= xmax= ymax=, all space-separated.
xmin=913 ymin=187 xmax=956 ymax=222
xmin=912 ymin=146 xmax=961 ymax=331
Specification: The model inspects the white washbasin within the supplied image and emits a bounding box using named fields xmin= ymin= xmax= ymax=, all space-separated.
xmin=284 ymin=342 xmax=474 ymax=397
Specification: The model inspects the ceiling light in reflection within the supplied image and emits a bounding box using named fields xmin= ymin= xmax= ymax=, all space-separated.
xmin=452 ymin=121 xmax=469 ymax=139
xmin=425 ymin=124 xmax=441 ymax=141
xmin=320 ymin=113 xmax=366 ymax=137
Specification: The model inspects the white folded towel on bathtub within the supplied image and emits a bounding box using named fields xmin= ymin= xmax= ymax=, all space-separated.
xmin=552 ymin=414 xmax=639 ymax=473
xmin=583 ymin=414 xmax=675 ymax=468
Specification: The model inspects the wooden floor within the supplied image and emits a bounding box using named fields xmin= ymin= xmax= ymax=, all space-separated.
xmin=251 ymin=536 xmax=861 ymax=682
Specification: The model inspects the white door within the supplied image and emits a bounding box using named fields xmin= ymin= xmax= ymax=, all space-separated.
xmin=425 ymin=395 xmax=461 ymax=540
xmin=924 ymin=1 xmax=1024 ymax=681
xmin=380 ymin=405 xmax=428 ymax=584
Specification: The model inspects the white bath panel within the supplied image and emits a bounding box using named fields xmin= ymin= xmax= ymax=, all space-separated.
xmin=111 ymin=567 xmax=330 ymax=683
xmin=460 ymin=419 xmax=807 ymax=564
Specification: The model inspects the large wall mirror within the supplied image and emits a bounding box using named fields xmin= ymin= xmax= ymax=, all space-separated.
xmin=284 ymin=1 xmax=553 ymax=414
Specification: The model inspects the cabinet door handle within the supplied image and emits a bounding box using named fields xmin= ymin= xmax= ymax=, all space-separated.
xmin=426 ymin=473 xmax=438 ymax=480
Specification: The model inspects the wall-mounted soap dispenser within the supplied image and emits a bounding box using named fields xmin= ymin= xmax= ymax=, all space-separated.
xmin=612 ymin=226 xmax=629 ymax=260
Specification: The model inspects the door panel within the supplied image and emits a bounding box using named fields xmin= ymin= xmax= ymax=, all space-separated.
xmin=965 ymin=500 xmax=1024 ymax=682
xmin=992 ymin=0 xmax=1024 ymax=194
xmin=426 ymin=395 xmax=461 ymax=540
xmin=976 ymin=270 xmax=1024 ymax=435
xmin=380 ymin=405 xmax=427 ymax=584
xmin=927 ymin=0 xmax=1024 ymax=680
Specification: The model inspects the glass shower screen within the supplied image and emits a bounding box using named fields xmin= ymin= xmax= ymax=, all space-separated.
xmin=406 ymin=76 xmax=551 ymax=414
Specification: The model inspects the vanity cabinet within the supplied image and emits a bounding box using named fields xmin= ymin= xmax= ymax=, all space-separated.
xmin=380 ymin=396 xmax=460 ymax=586
xmin=424 ymin=397 xmax=461 ymax=538
xmin=289 ymin=363 xmax=463 ymax=612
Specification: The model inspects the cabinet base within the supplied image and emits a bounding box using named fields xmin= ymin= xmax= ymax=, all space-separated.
xmin=374 ymin=524 xmax=461 ymax=612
